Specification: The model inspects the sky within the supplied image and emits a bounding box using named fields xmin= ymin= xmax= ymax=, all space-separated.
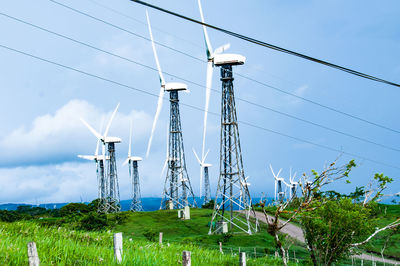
xmin=0 ymin=0 xmax=399 ymax=204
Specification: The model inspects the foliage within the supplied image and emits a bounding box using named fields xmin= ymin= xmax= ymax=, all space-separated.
xmin=60 ymin=203 xmax=90 ymax=217
xmin=79 ymin=212 xmax=109 ymax=231
xmin=143 ymin=229 xmax=157 ymax=242
xmin=201 ymin=199 xmax=215 ymax=209
xmin=300 ymin=198 xmax=375 ymax=265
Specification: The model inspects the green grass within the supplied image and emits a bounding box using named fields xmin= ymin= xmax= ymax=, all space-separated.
xmin=114 ymin=208 xmax=309 ymax=259
xmin=0 ymin=221 xmax=288 ymax=265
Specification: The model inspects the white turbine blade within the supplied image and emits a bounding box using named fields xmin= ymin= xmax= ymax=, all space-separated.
xmin=95 ymin=138 xmax=100 ymax=156
xmin=214 ymin=43 xmax=230 ymax=54
xmin=269 ymin=164 xmax=276 ymax=179
xmin=201 ymin=61 xmax=213 ymax=160
xmin=192 ymin=148 xmax=202 ymax=165
xmin=203 ymin=149 xmax=210 ymax=164
xmin=160 ymin=158 xmax=168 ymax=179
xmin=146 ymin=10 xmax=165 ymax=86
xmin=95 ymin=118 xmax=105 ymax=156
xmin=277 ymin=168 xmax=282 ymax=178
xmin=197 ymin=0 xmax=213 ymax=59
xmin=122 ymin=158 xmax=129 ymax=166
xmin=146 ymin=86 xmax=164 ymax=158
xmin=78 ymin=155 xmax=95 ymax=161
xmin=104 ymin=103 xmax=120 ymax=138
xmin=81 ymin=118 xmax=102 ymax=140
xmin=128 ymin=119 xmax=133 ymax=157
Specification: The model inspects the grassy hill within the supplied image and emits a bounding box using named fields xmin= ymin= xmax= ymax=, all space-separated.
xmin=0 ymin=220 xmax=287 ymax=265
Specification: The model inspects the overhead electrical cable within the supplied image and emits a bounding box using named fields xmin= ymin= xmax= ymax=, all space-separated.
xmin=0 ymin=43 xmax=398 ymax=171
xmin=130 ymin=0 xmax=400 ymax=89
xmin=2 ymin=12 xmax=399 ymax=153
xmin=46 ymin=0 xmax=400 ymax=135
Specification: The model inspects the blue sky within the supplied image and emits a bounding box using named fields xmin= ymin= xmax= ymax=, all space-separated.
xmin=0 ymin=0 xmax=399 ymax=204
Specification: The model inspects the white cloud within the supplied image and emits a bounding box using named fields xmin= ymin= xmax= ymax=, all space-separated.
xmin=0 ymin=99 xmax=153 ymax=167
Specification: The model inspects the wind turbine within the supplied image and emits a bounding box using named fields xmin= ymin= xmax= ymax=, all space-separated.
xmin=81 ymin=103 xmax=121 ymax=213
xmin=146 ymin=11 xmax=196 ymax=210
xmin=193 ymin=148 xmax=212 ymax=205
xmin=289 ymin=168 xmax=298 ymax=199
xmin=123 ymin=119 xmax=144 ymax=212
xmin=270 ymin=165 xmax=285 ymax=202
xmin=78 ymin=138 xmax=108 ymax=201
xmin=198 ymin=0 xmax=257 ymax=235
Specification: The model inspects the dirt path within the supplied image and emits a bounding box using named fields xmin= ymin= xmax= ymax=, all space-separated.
xmin=249 ymin=211 xmax=400 ymax=265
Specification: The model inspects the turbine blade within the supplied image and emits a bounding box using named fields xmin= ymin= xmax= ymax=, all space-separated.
xmin=197 ymin=0 xmax=213 ymax=59
xmin=214 ymin=43 xmax=230 ymax=54
xmin=81 ymin=118 xmax=102 ymax=140
xmin=160 ymin=158 xmax=168 ymax=179
xmin=78 ymin=155 xmax=95 ymax=161
xmin=104 ymin=103 xmax=120 ymax=138
xmin=95 ymin=118 xmax=105 ymax=156
xmin=146 ymin=86 xmax=165 ymax=157
xmin=146 ymin=10 xmax=166 ymax=86
xmin=269 ymin=164 xmax=276 ymax=178
xmin=192 ymin=148 xmax=202 ymax=165
xmin=203 ymin=149 xmax=210 ymax=164
xmin=122 ymin=158 xmax=129 ymax=166
xmin=95 ymin=138 xmax=100 ymax=156
xmin=128 ymin=119 xmax=133 ymax=157
xmin=201 ymin=61 xmax=213 ymax=159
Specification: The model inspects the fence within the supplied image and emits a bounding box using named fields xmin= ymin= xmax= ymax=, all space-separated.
xmin=26 ymin=232 xmax=382 ymax=265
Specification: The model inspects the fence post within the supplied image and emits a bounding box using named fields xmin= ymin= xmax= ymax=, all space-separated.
xmin=159 ymin=232 xmax=163 ymax=245
xmin=239 ymin=252 xmax=246 ymax=266
xmin=254 ymin=247 xmax=256 ymax=257
xmin=219 ymin=242 xmax=223 ymax=253
xmin=113 ymin=232 xmax=123 ymax=263
xmin=182 ymin=251 xmax=191 ymax=266
xmin=27 ymin=242 xmax=40 ymax=266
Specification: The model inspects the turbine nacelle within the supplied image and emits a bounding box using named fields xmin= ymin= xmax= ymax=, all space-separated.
xmin=165 ymin=82 xmax=188 ymax=92
xmin=213 ymin=53 xmax=246 ymax=66
xmin=203 ymin=163 xmax=212 ymax=167
xmin=104 ymin=137 xmax=122 ymax=143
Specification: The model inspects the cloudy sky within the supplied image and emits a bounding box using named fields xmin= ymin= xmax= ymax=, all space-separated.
xmin=0 ymin=0 xmax=399 ymax=204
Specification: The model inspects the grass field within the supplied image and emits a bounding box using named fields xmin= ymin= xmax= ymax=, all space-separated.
xmin=0 ymin=220 xmax=289 ymax=265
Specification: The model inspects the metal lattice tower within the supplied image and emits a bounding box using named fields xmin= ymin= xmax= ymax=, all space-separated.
xmin=161 ymin=89 xmax=197 ymax=209
xmin=203 ymin=165 xmax=211 ymax=205
xmin=97 ymin=158 xmax=109 ymax=213
xmin=105 ymin=142 xmax=121 ymax=213
xmin=130 ymin=160 xmax=144 ymax=211
xmin=209 ymin=63 xmax=258 ymax=235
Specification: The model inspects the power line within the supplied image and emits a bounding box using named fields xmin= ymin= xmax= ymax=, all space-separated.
xmin=130 ymin=0 xmax=400 ymax=88
xmin=47 ymin=0 xmax=400 ymax=135
xmin=1 ymin=12 xmax=399 ymax=154
xmin=0 ymin=43 xmax=398 ymax=171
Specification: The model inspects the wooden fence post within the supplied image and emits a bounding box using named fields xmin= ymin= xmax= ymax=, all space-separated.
xmin=254 ymin=247 xmax=256 ymax=257
xmin=113 ymin=232 xmax=123 ymax=263
xmin=159 ymin=232 xmax=163 ymax=245
xmin=27 ymin=242 xmax=40 ymax=266
xmin=239 ymin=252 xmax=246 ymax=266
xmin=219 ymin=242 xmax=223 ymax=253
xmin=182 ymin=251 xmax=191 ymax=266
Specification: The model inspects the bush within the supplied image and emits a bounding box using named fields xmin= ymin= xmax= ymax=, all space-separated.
xmin=60 ymin=203 xmax=90 ymax=217
xmin=143 ymin=229 xmax=157 ymax=242
xmin=79 ymin=212 xmax=109 ymax=231
xmin=202 ymin=200 xmax=215 ymax=209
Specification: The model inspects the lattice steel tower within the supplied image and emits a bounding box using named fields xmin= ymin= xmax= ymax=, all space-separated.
xmin=208 ymin=57 xmax=258 ymax=235
xmin=104 ymin=141 xmax=121 ymax=213
xmin=161 ymin=87 xmax=197 ymax=209
xmin=124 ymin=120 xmax=144 ymax=212
xmin=203 ymin=164 xmax=212 ymax=205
